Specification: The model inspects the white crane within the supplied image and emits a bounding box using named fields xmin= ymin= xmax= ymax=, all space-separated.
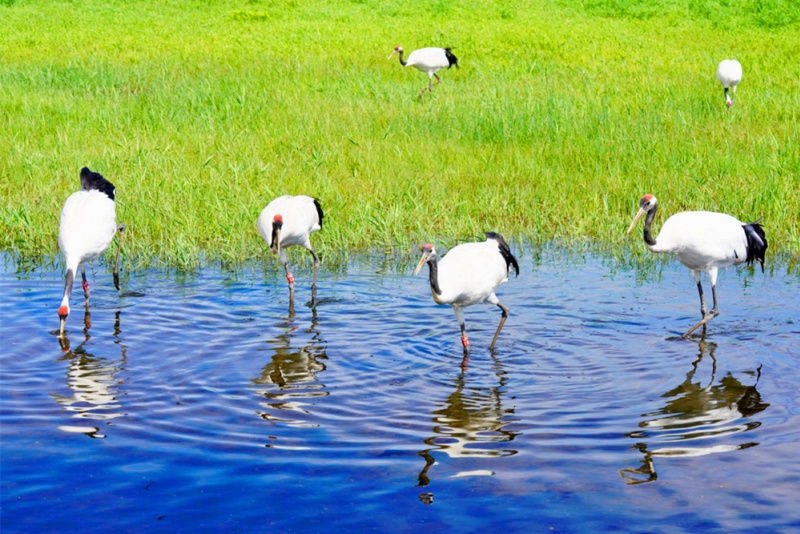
xmin=257 ymin=195 xmax=323 ymax=307
xmin=58 ymin=167 xmax=125 ymax=336
xmin=716 ymin=59 xmax=742 ymax=106
xmin=388 ymin=46 xmax=459 ymax=98
xmin=413 ymin=232 xmax=519 ymax=351
xmin=626 ymin=194 xmax=767 ymax=338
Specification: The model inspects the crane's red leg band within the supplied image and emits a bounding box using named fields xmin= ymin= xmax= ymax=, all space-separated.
xmin=461 ymin=335 xmax=470 ymax=347
xmin=286 ymin=274 xmax=295 ymax=285
xmin=82 ymin=280 xmax=90 ymax=293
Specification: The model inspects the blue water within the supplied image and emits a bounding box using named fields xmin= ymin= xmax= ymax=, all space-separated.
xmin=2 ymin=247 xmax=799 ymax=532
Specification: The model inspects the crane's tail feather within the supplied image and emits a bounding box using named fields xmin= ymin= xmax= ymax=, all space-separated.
xmin=80 ymin=167 xmax=116 ymax=201
xmin=485 ymin=232 xmax=520 ymax=277
xmin=444 ymin=48 xmax=459 ymax=68
xmin=313 ymin=198 xmax=324 ymax=227
xmin=743 ymin=221 xmax=767 ymax=272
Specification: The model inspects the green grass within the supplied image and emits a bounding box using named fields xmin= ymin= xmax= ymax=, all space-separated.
xmin=1 ymin=0 xmax=798 ymax=270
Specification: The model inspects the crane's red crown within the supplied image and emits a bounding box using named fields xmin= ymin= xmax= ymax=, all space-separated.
xmin=58 ymin=305 xmax=69 ymax=318
xmin=273 ymin=214 xmax=283 ymax=224
xmin=642 ymin=194 xmax=653 ymax=202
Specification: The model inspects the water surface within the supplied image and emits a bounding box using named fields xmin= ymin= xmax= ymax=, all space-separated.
xmin=2 ymin=248 xmax=799 ymax=532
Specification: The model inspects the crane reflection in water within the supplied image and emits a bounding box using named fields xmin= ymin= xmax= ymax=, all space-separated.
xmin=251 ymin=308 xmax=328 ymax=433
xmin=620 ymin=339 xmax=769 ymax=485
xmin=52 ymin=310 xmax=128 ymax=439
xmin=417 ymin=354 xmax=520 ymax=489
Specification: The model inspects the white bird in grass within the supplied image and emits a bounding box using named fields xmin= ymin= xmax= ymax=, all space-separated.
xmin=257 ymin=195 xmax=323 ymax=308
xmin=388 ymin=46 xmax=459 ymax=98
xmin=414 ymin=232 xmax=519 ymax=352
xmin=58 ymin=167 xmax=125 ymax=336
xmin=716 ymin=59 xmax=742 ymax=106
xmin=626 ymin=194 xmax=767 ymax=338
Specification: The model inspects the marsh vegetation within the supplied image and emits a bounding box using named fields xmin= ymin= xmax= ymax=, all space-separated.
xmin=2 ymin=0 xmax=798 ymax=269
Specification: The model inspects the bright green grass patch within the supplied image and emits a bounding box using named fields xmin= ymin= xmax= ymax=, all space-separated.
xmin=1 ymin=0 xmax=798 ymax=270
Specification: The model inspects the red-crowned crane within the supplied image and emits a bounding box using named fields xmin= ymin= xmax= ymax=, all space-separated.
xmin=58 ymin=167 xmax=125 ymax=336
xmin=413 ymin=232 xmax=519 ymax=352
xmin=388 ymin=46 xmax=459 ymax=98
xmin=716 ymin=59 xmax=742 ymax=106
xmin=626 ymin=194 xmax=767 ymax=338
xmin=257 ymin=195 xmax=323 ymax=308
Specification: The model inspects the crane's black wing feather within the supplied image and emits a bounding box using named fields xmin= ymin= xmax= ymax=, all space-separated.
xmin=743 ymin=221 xmax=767 ymax=272
xmin=485 ymin=232 xmax=519 ymax=277
xmin=80 ymin=167 xmax=116 ymax=201
xmin=313 ymin=198 xmax=324 ymax=227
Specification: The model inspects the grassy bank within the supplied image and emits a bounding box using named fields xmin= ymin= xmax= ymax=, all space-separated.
xmin=1 ymin=0 xmax=798 ymax=269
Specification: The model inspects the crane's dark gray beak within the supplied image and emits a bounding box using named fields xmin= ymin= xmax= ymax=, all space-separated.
xmin=59 ymin=310 xmax=68 ymax=336
xmin=626 ymin=207 xmax=647 ymax=234
xmin=413 ymin=247 xmax=433 ymax=276
xmin=271 ymin=225 xmax=282 ymax=255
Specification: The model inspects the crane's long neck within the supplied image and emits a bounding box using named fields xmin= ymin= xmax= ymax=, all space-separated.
xmin=426 ymin=258 xmax=442 ymax=296
xmin=643 ymin=207 xmax=657 ymax=247
xmin=396 ymin=50 xmax=407 ymax=67
xmin=61 ymin=268 xmax=74 ymax=308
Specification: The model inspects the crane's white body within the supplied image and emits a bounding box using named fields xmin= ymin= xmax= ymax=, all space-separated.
xmin=647 ymin=211 xmax=750 ymax=285
xmin=58 ymin=188 xmax=118 ymax=320
xmin=59 ymin=190 xmax=118 ymax=273
xmin=257 ymin=195 xmax=321 ymax=265
xmin=430 ymin=239 xmax=511 ymax=309
xmin=403 ymin=47 xmax=453 ymax=78
xmin=716 ymin=59 xmax=742 ymax=106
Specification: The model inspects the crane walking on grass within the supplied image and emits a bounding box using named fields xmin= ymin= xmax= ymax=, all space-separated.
xmin=716 ymin=59 xmax=742 ymax=106
xmin=58 ymin=167 xmax=125 ymax=336
xmin=257 ymin=195 xmax=323 ymax=308
xmin=388 ymin=46 xmax=459 ymax=98
xmin=626 ymin=194 xmax=767 ymax=339
xmin=413 ymin=232 xmax=519 ymax=352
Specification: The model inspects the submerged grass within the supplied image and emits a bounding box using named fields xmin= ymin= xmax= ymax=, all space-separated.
xmin=1 ymin=0 xmax=798 ymax=270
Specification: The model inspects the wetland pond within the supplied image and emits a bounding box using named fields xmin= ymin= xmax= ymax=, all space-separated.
xmin=1 ymin=246 xmax=799 ymax=532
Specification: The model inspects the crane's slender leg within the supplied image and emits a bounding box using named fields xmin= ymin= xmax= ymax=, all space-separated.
xmin=277 ymin=247 xmax=295 ymax=313
xmin=419 ymin=73 xmax=436 ymax=98
xmin=432 ymin=73 xmax=442 ymax=87
xmin=283 ymin=262 xmax=295 ymax=304
xmin=682 ymin=272 xmax=720 ymax=339
xmin=691 ymin=270 xmax=707 ymax=319
xmin=709 ymin=284 xmax=719 ymax=317
xmin=113 ymin=223 xmax=125 ymax=291
xmin=309 ymin=249 xmax=320 ymax=306
xmin=453 ymin=306 xmax=469 ymax=353
xmin=80 ymin=264 xmax=90 ymax=308
xmin=284 ymin=261 xmax=296 ymax=317
xmin=489 ymin=301 xmax=509 ymax=351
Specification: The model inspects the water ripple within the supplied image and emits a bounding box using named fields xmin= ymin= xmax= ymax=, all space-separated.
xmin=1 ymin=250 xmax=798 ymax=531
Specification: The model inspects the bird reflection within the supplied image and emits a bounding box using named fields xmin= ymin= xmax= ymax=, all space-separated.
xmin=418 ymin=355 xmax=519 ymax=487
xmin=620 ymin=339 xmax=769 ymax=485
xmin=52 ymin=311 xmax=127 ymax=439
xmin=252 ymin=308 xmax=328 ymax=430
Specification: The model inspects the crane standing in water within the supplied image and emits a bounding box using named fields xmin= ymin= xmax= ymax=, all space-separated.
xmin=57 ymin=167 xmax=125 ymax=336
xmin=626 ymin=194 xmax=767 ymax=338
xmin=414 ymin=232 xmax=519 ymax=352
